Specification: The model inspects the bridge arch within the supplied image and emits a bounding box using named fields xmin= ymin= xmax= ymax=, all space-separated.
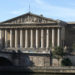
xmin=0 ymin=57 xmax=13 ymax=66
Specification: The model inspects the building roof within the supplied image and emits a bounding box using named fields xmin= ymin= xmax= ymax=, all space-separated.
xmin=2 ymin=12 xmax=58 ymax=24
xmin=67 ymin=22 xmax=75 ymax=27
xmin=67 ymin=22 xmax=75 ymax=24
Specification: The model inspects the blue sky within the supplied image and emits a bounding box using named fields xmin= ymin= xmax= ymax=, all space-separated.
xmin=0 ymin=0 xmax=75 ymax=22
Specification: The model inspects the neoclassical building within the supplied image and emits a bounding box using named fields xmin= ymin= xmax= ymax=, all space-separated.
xmin=0 ymin=12 xmax=75 ymax=66
xmin=0 ymin=12 xmax=67 ymax=51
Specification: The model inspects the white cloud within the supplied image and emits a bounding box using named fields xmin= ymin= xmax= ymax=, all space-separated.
xmin=34 ymin=0 xmax=75 ymax=17
xmin=11 ymin=9 xmax=25 ymax=15
xmin=10 ymin=0 xmax=75 ymax=21
xmin=35 ymin=0 xmax=43 ymax=5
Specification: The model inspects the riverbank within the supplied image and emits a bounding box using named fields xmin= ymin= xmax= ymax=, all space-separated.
xmin=0 ymin=66 xmax=75 ymax=73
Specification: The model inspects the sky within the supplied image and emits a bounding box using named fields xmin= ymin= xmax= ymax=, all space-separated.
xmin=0 ymin=0 xmax=75 ymax=22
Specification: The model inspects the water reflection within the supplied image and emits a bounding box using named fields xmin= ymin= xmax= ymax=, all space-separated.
xmin=0 ymin=73 xmax=74 ymax=75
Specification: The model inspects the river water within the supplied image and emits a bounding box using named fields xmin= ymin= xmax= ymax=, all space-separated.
xmin=0 ymin=73 xmax=74 ymax=75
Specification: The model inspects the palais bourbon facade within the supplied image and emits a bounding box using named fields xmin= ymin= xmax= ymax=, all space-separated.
xmin=0 ymin=12 xmax=75 ymax=66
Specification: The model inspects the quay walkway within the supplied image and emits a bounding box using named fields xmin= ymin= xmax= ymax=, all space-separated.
xmin=0 ymin=66 xmax=75 ymax=73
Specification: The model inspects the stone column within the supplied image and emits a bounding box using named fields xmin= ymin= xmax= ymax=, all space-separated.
xmin=25 ymin=29 xmax=28 ymax=48
xmin=0 ymin=29 xmax=2 ymax=47
xmin=5 ymin=30 xmax=8 ymax=48
xmin=41 ymin=29 xmax=44 ymax=48
xmin=30 ymin=29 xmax=33 ymax=48
xmin=20 ymin=29 xmax=23 ymax=48
xmin=57 ymin=28 xmax=60 ymax=47
xmin=36 ymin=29 xmax=39 ymax=48
xmin=10 ymin=29 xmax=13 ymax=48
xmin=46 ymin=29 xmax=49 ymax=48
xmin=15 ymin=29 xmax=18 ymax=48
xmin=52 ymin=28 xmax=55 ymax=48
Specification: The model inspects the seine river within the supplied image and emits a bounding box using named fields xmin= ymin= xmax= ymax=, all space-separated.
xmin=0 ymin=73 xmax=74 ymax=75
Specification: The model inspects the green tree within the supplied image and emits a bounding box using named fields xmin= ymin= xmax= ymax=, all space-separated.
xmin=61 ymin=58 xmax=72 ymax=66
xmin=52 ymin=46 xmax=64 ymax=66
xmin=72 ymin=43 xmax=75 ymax=51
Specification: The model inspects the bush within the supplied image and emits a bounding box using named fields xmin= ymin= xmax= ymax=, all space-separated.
xmin=72 ymin=43 xmax=75 ymax=51
xmin=61 ymin=58 xmax=72 ymax=66
xmin=53 ymin=46 xmax=63 ymax=57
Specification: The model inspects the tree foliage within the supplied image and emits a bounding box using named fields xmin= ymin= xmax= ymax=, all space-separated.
xmin=53 ymin=46 xmax=64 ymax=58
xmin=61 ymin=58 xmax=72 ymax=66
xmin=72 ymin=43 xmax=75 ymax=51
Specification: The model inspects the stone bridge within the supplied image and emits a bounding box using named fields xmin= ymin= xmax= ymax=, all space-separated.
xmin=0 ymin=50 xmax=51 ymax=67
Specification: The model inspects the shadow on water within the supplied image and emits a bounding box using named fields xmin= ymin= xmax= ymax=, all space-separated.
xmin=0 ymin=72 xmax=75 ymax=75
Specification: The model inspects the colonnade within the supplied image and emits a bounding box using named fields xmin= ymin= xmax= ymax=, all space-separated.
xmin=0 ymin=28 xmax=60 ymax=49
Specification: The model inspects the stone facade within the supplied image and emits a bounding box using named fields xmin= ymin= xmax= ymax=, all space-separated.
xmin=0 ymin=12 xmax=75 ymax=66
xmin=0 ymin=12 xmax=64 ymax=50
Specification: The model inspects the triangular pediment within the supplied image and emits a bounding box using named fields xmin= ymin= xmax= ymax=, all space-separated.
xmin=2 ymin=12 xmax=57 ymax=24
